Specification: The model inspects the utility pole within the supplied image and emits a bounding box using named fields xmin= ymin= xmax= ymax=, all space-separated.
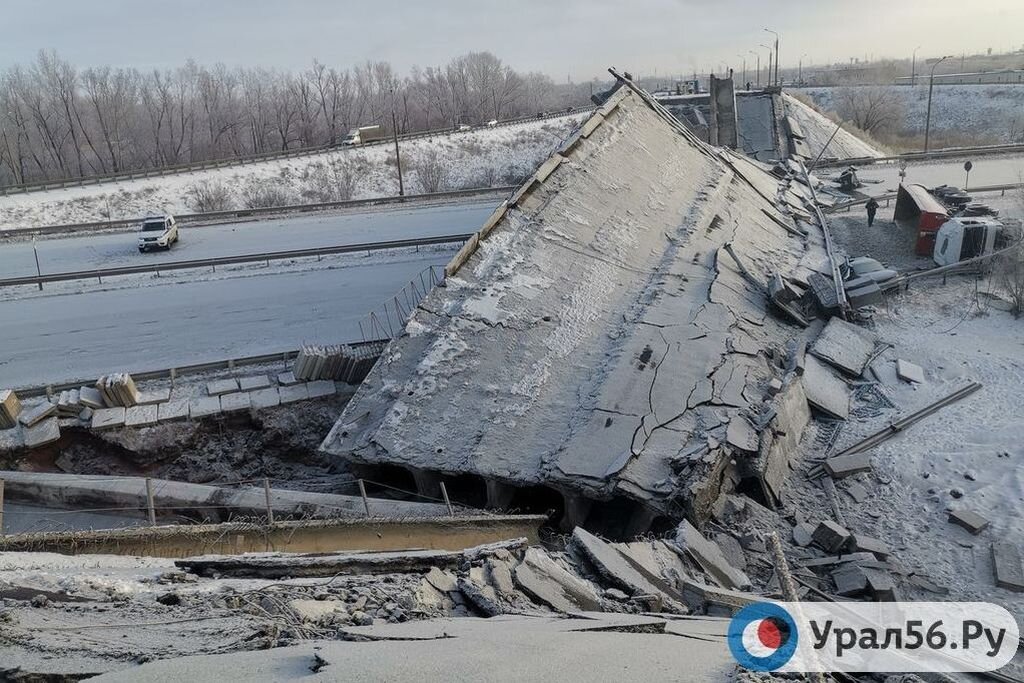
xmin=738 ymin=54 xmax=747 ymax=88
xmin=924 ymin=55 xmax=952 ymax=152
xmin=761 ymin=44 xmax=773 ymax=88
xmin=799 ymin=54 xmax=807 ymax=85
xmin=750 ymin=51 xmax=760 ymax=88
xmin=390 ymin=87 xmax=404 ymax=196
xmin=911 ymin=45 xmax=921 ymax=85
xmin=32 ymin=236 xmax=42 ymax=290
xmin=765 ymin=28 xmax=780 ymax=86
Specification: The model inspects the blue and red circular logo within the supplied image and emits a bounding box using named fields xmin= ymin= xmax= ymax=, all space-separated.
xmin=728 ymin=602 xmax=799 ymax=671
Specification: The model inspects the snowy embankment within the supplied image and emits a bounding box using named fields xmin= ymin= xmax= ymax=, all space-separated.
xmin=797 ymin=84 xmax=1024 ymax=145
xmin=783 ymin=93 xmax=885 ymax=160
xmin=0 ymin=115 xmax=584 ymax=231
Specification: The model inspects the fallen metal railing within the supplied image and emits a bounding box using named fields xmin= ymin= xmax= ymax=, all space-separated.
xmin=1 ymin=186 xmax=514 ymax=238
xmin=0 ymin=233 xmax=471 ymax=288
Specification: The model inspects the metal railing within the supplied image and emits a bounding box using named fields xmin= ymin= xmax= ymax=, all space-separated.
xmin=0 ymin=109 xmax=592 ymax=196
xmin=0 ymin=233 xmax=471 ymax=289
xmin=824 ymin=182 xmax=1024 ymax=213
xmin=811 ymin=142 xmax=1024 ymax=169
xmin=1 ymin=185 xmax=515 ymax=238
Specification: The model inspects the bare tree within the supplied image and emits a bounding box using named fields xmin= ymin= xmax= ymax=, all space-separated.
xmin=834 ymin=86 xmax=904 ymax=134
xmin=411 ymin=150 xmax=450 ymax=193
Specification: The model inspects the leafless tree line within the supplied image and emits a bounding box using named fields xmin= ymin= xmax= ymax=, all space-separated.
xmin=0 ymin=50 xmax=592 ymax=186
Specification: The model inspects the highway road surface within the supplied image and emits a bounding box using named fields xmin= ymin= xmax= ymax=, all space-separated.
xmin=848 ymin=153 xmax=1024 ymax=197
xmin=0 ymin=197 xmax=498 ymax=279
xmin=0 ymin=251 xmax=450 ymax=388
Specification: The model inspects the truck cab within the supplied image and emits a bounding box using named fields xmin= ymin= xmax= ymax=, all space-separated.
xmin=138 ymin=214 xmax=179 ymax=252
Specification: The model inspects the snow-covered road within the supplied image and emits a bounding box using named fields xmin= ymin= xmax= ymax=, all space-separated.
xmin=0 ymin=252 xmax=449 ymax=388
xmin=0 ymin=199 xmax=497 ymax=279
xmin=852 ymin=153 xmax=1024 ymax=196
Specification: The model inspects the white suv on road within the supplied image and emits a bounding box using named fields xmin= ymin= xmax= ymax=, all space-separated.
xmin=138 ymin=214 xmax=179 ymax=252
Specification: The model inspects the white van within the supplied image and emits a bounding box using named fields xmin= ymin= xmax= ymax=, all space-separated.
xmin=138 ymin=214 xmax=179 ymax=252
xmin=933 ymin=217 xmax=1001 ymax=266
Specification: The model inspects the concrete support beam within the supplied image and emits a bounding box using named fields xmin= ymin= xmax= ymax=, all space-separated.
xmin=560 ymin=492 xmax=592 ymax=531
xmin=485 ymin=480 xmax=517 ymax=511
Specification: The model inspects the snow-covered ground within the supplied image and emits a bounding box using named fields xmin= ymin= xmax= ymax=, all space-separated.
xmin=0 ymin=115 xmax=583 ymax=230
xmin=783 ymin=93 xmax=885 ymax=159
xmin=797 ymin=84 xmax=1024 ymax=145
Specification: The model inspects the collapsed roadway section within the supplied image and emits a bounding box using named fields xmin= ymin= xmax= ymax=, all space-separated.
xmin=321 ymin=77 xmax=834 ymax=537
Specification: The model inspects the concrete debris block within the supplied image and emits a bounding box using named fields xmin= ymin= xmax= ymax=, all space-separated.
xmin=78 ymin=386 xmax=104 ymax=409
xmin=289 ymin=599 xmax=346 ymax=624
xmin=485 ymin=558 xmax=517 ymax=597
xmin=844 ymin=481 xmax=869 ymax=504
xmin=803 ymin=355 xmax=850 ymax=420
xmin=792 ymin=524 xmax=816 ymax=548
xmin=78 ymin=407 xmax=94 ymax=422
xmin=457 ymin=574 xmax=502 ymax=617
xmin=845 ymin=279 xmax=883 ymax=309
xmin=307 ymin=380 xmax=337 ymax=399
xmin=948 ymin=509 xmax=990 ymax=535
xmin=675 ymin=521 xmax=751 ymax=590
xmin=0 ymin=389 xmax=23 ymax=429
xmin=908 ymin=575 xmax=949 ymax=595
xmin=90 ymin=406 xmax=126 ymax=431
xmin=414 ymin=579 xmax=446 ymax=609
xmin=713 ymin=533 xmax=748 ymax=572
xmin=824 ymin=452 xmax=872 ymax=479
xmin=810 ymin=318 xmax=879 ymax=376
xmin=612 ymin=540 xmax=692 ymax=589
xmin=137 ymin=388 xmax=172 ymax=405
xmin=851 ymin=535 xmax=891 ymax=559
xmin=55 ymin=389 xmax=82 ymax=418
xmin=249 ymin=387 xmax=281 ymax=410
xmin=19 ymin=401 xmax=57 ymax=428
xmin=680 ymin=580 xmax=757 ymax=616
xmin=896 ymin=359 xmax=925 ymax=384
xmin=24 ymin=416 xmax=60 ymax=449
xmin=279 ymin=383 xmax=310 ymax=405
xmin=512 ymin=547 xmax=601 ymax=613
xmin=220 ymin=392 xmax=252 ymax=413
xmin=572 ymin=528 xmax=682 ymax=607
xmin=812 ymin=520 xmax=852 ymax=553
xmin=239 ymin=375 xmax=271 ymax=391
xmin=862 ymin=567 xmax=898 ymax=601
xmin=725 ymin=416 xmax=759 ymax=452
xmin=96 ymin=373 xmax=140 ymax=407
xmin=207 ymin=379 xmax=239 ymax=397
xmin=189 ymin=396 xmax=222 ymax=419
xmin=124 ymin=404 xmax=159 ymax=428
xmin=831 ymin=564 xmax=869 ymax=597
xmin=277 ymin=371 xmax=300 ymax=386
xmin=293 ymin=342 xmax=386 ymax=383
xmin=424 ymin=567 xmax=458 ymax=593
xmin=991 ymin=544 xmax=1024 ymax=592
xmin=798 ymin=552 xmax=876 ymax=568
xmin=157 ymin=399 xmax=190 ymax=423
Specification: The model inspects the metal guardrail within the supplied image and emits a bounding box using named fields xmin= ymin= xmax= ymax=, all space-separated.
xmin=13 ymin=340 xmax=390 ymax=399
xmin=824 ymin=182 xmax=1024 ymax=213
xmin=0 ymin=233 xmax=471 ymax=288
xmin=811 ymin=143 xmax=1024 ymax=169
xmin=1 ymin=186 xmax=515 ymax=238
xmin=0 ymin=109 xmax=592 ymax=196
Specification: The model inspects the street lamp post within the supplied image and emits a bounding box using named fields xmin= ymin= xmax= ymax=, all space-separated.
xmin=799 ymin=53 xmax=808 ymax=85
xmin=924 ymin=55 xmax=952 ymax=152
xmin=749 ymin=51 xmax=760 ymax=88
xmin=738 ymin=55 xmax=747 ymax=88
xmin=760 ymin=44 xmax=773 ymax=88
xmin=390 ymin=88 xmax=404 ymax=196
xmin=911 ymin=45 xmax=921 ymax=85
xmin=764 ymin=28 xmax=780 ymax=86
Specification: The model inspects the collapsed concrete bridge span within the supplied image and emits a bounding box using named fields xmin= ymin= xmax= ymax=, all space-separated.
xmin=321 ymin=78 xmax=830 ymax=535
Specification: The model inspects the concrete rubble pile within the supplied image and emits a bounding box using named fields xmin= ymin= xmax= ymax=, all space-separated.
xmin=322 ymin=77 xmax=837 ymax=534
xmin=293 ymin=342 xmax=387 ymax=384
xmin=0 ymin=389 xmax=21 ymax=429
xmin=0 ymin=527 xmax=752 ymax=678
xmin=96 ymin=373 xmax=141 ymax=408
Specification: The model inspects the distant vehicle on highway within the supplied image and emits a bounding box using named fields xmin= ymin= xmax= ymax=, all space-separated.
xmin=457 ymin=123 xmax=472 ymax=132
xmin=341 ymin=125 xmax=386 ymax=145
xmin=486 ymin=119 xmax=498 ymax=127
xmin=138 ymin=214 xmax=179 ymax=252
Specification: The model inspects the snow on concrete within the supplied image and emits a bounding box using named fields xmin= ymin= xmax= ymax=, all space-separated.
xmin=0 ymin=115 xmax=583 ymax=230
xmin=322 ymin=86 xmax=819 ymax=519
xmin=783 ymin=93 xmax=885 ymax=160
xmin=799 ymin=84 xmax=1024 ymax=143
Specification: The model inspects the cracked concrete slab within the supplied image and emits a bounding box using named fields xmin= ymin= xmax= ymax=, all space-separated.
xmin=321 ymin=83 xmax=821 ymax=521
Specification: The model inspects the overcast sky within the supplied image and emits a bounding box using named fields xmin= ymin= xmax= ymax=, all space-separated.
xmin=4 ymin=0 xmax=1022 ymax=80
